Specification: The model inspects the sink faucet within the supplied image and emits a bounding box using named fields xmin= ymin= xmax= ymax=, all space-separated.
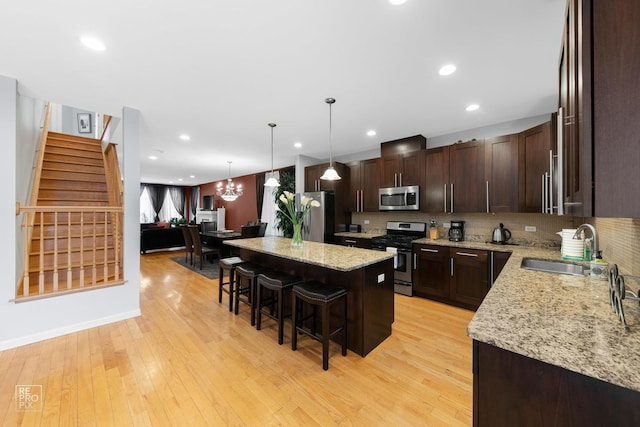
xmin=573 ymin=224 xmax=600 ymax=260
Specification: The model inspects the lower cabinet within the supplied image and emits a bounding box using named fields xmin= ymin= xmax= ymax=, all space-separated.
xmin=335 ymin=236 xmax=373 ymax=249
xmin=413 ymin=244 xmax=490 ymax=310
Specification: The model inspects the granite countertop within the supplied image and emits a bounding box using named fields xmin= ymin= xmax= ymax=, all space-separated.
xmin=334 ymin=230 xmax=386 ymax=239
xmin=432 ymin=239 xmax=640 ymax=393
xmin=224 ymin=236 xmax=393 ymax=272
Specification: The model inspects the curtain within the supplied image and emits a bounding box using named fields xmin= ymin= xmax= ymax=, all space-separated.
xmin=190 ymin=186 xmax=200 ymax=222
xmin=260 ymin=171 xmax=281 ymax=236
xmin=148 ymin=184 xmax=166 ymax=222
xmin=256 ymin=173 xmax=265 ymax=220
xmin=168 ymin=186 xmax=186 ymax=219
xmin=140 ymin=183 xmax=147 ymax=197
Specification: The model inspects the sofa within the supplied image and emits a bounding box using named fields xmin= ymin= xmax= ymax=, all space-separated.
xmin=140 ymin=223 xmax=186 ymax=253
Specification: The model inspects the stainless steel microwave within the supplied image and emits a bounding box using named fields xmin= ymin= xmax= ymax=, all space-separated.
xmin=379 ymin=185 xmax=420 ymax=211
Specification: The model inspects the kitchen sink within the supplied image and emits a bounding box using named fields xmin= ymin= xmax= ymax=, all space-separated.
xmin=520 ymin=257 xmax=587 ymax=276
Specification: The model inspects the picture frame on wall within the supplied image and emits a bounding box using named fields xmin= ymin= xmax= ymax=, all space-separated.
xmin=77 ymin=113 xmax=92 ymax=134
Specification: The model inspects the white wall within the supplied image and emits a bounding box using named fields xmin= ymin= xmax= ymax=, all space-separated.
xmin=0 ymin=75 xmax=141 ymax=351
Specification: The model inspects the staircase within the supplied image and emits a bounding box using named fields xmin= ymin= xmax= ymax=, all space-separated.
xmin=17 ymin=129 xmax=124 ymax=300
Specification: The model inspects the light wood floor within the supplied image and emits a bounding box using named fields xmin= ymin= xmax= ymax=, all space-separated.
xmin=1 ymin=251 xmax=475 ymax=426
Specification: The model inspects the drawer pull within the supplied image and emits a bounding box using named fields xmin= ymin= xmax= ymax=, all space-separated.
xmin=345 ymin=239 xmax=357 ymax=244
xmin=456 ymin=252 xmax=478 ymax=257
xmin=420 ymin=248 xmax=438 ymax=253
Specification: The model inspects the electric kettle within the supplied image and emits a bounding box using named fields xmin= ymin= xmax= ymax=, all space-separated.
xmin=492 ymin=223 xmax=511 ymax=243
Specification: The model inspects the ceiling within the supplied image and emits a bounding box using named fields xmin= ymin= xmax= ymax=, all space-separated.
xmin=1 ymin=0 xmax=566 ymax=185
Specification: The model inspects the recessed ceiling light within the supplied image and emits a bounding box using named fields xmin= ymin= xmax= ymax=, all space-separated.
xmin=179 ymin=134 xmax=190 ymax=141
xmin=80 ymin=36 xmax=106 ymax=51
xmin=148 ymin=155 xmax=158 ymax=160
xmin=439 ymin=64 xmax=457 ymax=76
xmin=169 ymin=181 xmax=174 ymax=184
xmin=389 ymin=0 xmax=408 ymax=5
xmin=367 ymin=130 xmax=377 ymax=137
xmin=294 ymin=142 xmax=302 ymax=148
xmin=466 ymin=104 xmax=480 ymax=112
xmin=178 ymin=178 xmax=183 ymax=182
xmin=189 ymin=175 xmax=195 ymax=179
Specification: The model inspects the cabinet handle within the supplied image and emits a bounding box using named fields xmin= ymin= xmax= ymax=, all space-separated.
xmin=360 ymin=190 xmax=363 ymax=212
xmin=542 ymin=173 xmax=547 ymax=213
xmin=399 ymin=172 xmax=403 ymax=187
xmin=394 ymin=173 xmax=398 ymax=187
xmin=444 ymin=184 xmax=447 ymax=213
xmin=490 ymin=252 xmax=494 ymax=286
xmin=548 ymin=149 xmax=554 ymax=214
xmin=345 ymin=239 xmax=356 ymax=244
xmin=413 ymin=253 xmax=417 ymax=269
xmin=421 ymin=248 xmax=438 ymax=253
xmin=557 ymin=106 xmax=564 ymax=215
xmin=456 ymin=252 xmax=478 ymax=257
xmin=450 ymin=183 xmax=454 ymax=213
xmin=450 ymin=258 xmax=454 ymax=277
xmin=486 ymin=180 xmax=490 ymax=213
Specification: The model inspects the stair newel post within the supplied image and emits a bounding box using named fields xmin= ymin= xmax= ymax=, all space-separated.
xmin=79 ymin=211 xmax=84 ymax=287
xmin=103 ymin=210 xmax=108 ymax=282
xmin=39 ymin=211 xmax=44 ymax=295
xmin=53 ymin=211 xmax=58 ymax=292
xmin=92 ymin=212 xmax=97 ymax=285
xmin=67 ymin=210 xmax=72 ymax=289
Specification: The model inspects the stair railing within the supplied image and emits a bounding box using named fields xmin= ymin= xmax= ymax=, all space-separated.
xmin=15 ymin=204 xmax=124 ymax=300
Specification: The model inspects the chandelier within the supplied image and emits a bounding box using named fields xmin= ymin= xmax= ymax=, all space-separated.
xmin=217 ymin=161 xmax=243 ymax=202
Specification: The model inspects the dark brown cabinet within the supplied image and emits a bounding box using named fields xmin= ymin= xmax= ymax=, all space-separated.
xmin=413 ymin=244 xmax=450 ymax=299
xmin=424 ymin=146 xmax=450 ymax=213
xmin=518 ymin=120 xmax=554 ymax=213
xmin=379 ymin=150 xmax=425 ymax=188
xmin=303 ymin=162 xmax=350 ymax=232
xmin=334 ymin=236 xmax=373 ymax=249
xmin=491 ymin=251 xmax=511 ymax=284
xmin=484 ymin=134 xmax=519 ymax=213
xmin=348 ymin=158 xmax=380 ymax=212
xmin=449 ymin=139 xmax=486 ymax=213
xmin=413 ymin=244 xmax=490 ymax=311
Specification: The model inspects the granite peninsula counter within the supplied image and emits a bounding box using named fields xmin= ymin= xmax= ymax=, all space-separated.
xmin=225 ymin=237 xmax=394 ymax=356
xmin=413 ymin=238 xmax=640 ymax=425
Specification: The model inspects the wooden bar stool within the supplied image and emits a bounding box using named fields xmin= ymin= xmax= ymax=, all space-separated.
xmin=218 ymin=256 xmax=246 ymax=312
xmin=234 ymin=262 xmax=271 ymax=326
xmin=291 ymin=280 xmax=347 ymax=371
xmin=256 ymin=271 xmax=302 ymax=345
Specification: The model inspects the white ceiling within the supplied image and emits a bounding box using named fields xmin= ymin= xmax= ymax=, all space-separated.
xmin=1 ymin=0 xmax=566 ymax=185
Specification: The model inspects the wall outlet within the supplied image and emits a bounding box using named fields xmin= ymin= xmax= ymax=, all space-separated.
xmin=364 ymin=219 xmax=370 ymax=225
xmin=443 ymin=222 xmax=451 ymax=228
xmin=377 ymin=273 xmax=385 ymax=283
xmin=525 ymin=226 xmax=537 ymax=232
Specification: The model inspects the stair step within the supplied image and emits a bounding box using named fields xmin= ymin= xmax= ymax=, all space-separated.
xmin=29 ymin=248 xmax=117 ymax=271
xmin=47 ymin=132 xmax=102 ymax=150
xmin=39 ymin=179 xmax=108 ymax=192
xmin=22 ymin=265 xmax=122 ymax=297
xmin=42 ymin=160 xmax=105 ymax=176
xmin=45 ymin=144 xmax=104 ymax=161
xmin=44 ymin=151 xmax=104 ymax=167
xmin=31 ymin=225 xmax=114 ymax=238
xmin=41 ymin=169 xmax=107 ymax=183
xmin=29 ymin=212 xmax=116 ymax=224
xmin=38 ymin=189 xmax=109 ymax=203
xmin=30 ymin=235 xmax=115 ymax=253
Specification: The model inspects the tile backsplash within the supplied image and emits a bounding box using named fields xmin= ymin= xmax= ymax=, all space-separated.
xmin=351 ymin=212 xmax=639 ymax=275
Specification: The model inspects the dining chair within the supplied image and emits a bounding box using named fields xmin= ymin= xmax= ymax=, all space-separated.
xmin=241 ymin=225 xmax=260 ymax=238
xmin=258 ymin=222 xmax=268 ymax=237
xmin=188 ymin=225 xmax=220 ymax=270
xmin=179 ymin=225 xmax=193 ymax=265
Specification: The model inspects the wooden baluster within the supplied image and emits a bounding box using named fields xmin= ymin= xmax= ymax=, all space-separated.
xmin=67 ymin=211 xmax=72 ymax=289
xmin=53 ymin=211 xmax=58 ymax=292
xmin=114 ymin=212 xmax=120 ymax=281
xmin=39 ymin=211 xmax=44 ymax=295
xmin=79 ymin=211 xmax=85 ymax=287
xmin=92 ymin=212 xmax=97 ymax=285
xmin=23 ymin=212 xmax=30 ymax=297
xmin=103 ymin=211 xmax=108 ymax=282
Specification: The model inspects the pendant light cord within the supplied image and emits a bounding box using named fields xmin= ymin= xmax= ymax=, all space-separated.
xmin=326 ymin=98 xmax=336 ymax=167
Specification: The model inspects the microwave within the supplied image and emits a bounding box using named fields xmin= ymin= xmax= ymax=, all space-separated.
xmin=379 ymin=185 xmax=420 ymax=211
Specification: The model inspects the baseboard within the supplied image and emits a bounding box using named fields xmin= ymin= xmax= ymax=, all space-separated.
xmin=0 ymin=309 xmax=142 ymax=351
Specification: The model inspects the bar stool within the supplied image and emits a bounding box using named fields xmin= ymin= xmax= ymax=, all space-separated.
xmin=256 ymin=271 xmax=302 ymax=345
xmin=218 ymin=256 xmax=246 ymax=312
xmin=234 ymin=262 xmax=271 ymax=326
xmin=291 ymin=280 xmax=347 ymax=371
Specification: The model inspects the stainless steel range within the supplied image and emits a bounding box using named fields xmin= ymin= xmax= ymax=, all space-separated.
xmin=371 ymin=221 xmax=426 ymax=296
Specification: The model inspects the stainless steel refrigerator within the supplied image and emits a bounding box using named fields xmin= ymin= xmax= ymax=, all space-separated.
xmin=295 ymin=191 xmax=335 ymax=243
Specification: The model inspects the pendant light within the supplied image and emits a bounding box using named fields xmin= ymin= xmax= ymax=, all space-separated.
xmin=217 ymin=161 xmax=243 ymax=202
xmin=264 ymin=122 xmax=280 ymax=187
xmin=320 ymin=97 xmax=341 ymax=181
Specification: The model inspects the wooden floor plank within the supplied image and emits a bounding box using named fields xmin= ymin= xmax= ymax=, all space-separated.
xmin=0 ymin=251 xmax=475 ymax=426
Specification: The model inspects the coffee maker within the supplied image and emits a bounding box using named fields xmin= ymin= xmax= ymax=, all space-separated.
xmin=448 ymin=220 xmax=465 ymax=242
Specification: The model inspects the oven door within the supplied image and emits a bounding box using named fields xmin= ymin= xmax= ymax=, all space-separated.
xmin=384 ymin=247 xmax=413 ymax=296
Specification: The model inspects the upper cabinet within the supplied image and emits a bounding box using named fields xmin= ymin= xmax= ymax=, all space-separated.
xmin=379 ymin=135 xmax=426 ymax=188
xmin=559 ymin=0 xmax=640 ymax=217
xmin=348 ymin=158 xmax=381 ymax=212
xmin=449 ymin=139 xmax=486 ymax=213
xmin=424 ymin=146 xmax=449 ymax=213
xmin=518 ymin=120 xmax=554 ymax=213
xmin=303 ymin=162 xmax=350 ymax=230
xmin=485 ymin=134 xmax=519 ymax=213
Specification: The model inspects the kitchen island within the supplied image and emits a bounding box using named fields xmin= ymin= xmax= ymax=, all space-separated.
xmin=457 ymin=241 xmax=640 ymax=426
xmin=224 ymin=237 xmax=394 ymax=357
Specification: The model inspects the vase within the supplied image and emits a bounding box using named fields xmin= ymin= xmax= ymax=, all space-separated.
xmin=291 ymin=223 xmax=303 ymax=248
